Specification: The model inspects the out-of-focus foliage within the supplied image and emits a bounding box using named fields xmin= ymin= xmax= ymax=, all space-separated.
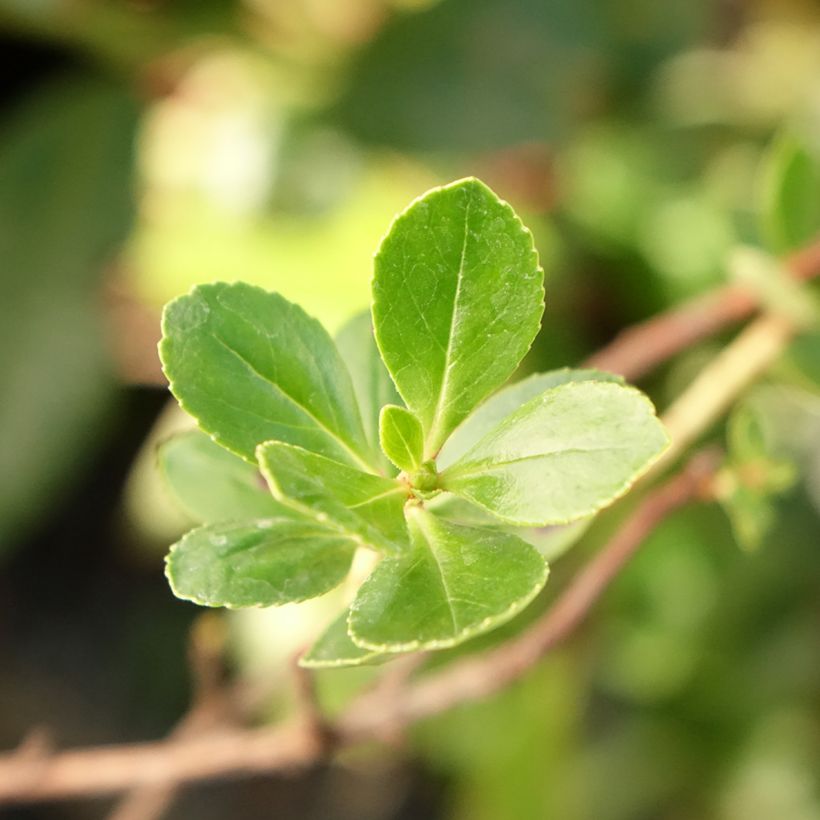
xmin=0 ymin=78 xmax=137 ymax=551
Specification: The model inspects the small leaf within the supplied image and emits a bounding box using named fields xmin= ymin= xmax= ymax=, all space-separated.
xmin=438 ymin=368 xmax=624 ymax=468
xmin=335 ymin=311 xmax=402 ymax=473
xmin=300 ymin=610 xmax=392 ymax=668
xmin=166 ymin=519 xmax=356 ymax=608
xmin=349 ymin=507 xmax=548 ymax=652
xmin=257 ymin=441 xmax=410 ymax=553
xmin=379 ymin=405 xmax=424 ymax=473
xmin=160 ymin=282 xmax=374 ymax=470
xmin=440 ymin=381 xmax=668 ymax=526
xmin=760 ymin=131 xmax=820 ymax=254
xmin=373 ymin=178 xmax=544 ymax=458
xmin=158 ymin=430 xmax=290 ymax=524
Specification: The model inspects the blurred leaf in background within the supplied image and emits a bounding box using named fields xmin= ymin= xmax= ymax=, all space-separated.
xmin=0 ymin=77 xmax=138 ymax=553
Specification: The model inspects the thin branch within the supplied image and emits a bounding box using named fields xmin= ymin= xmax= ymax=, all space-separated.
xmin=0 ymin=451 xmax=718 ymax=804
xmin=584 ymin=239 xmax=820 ymax=380
xmin=658 ymin=312 xmax=795 ymax=468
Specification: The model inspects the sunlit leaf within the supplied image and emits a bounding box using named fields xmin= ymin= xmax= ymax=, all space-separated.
xmin=257 ymin=441 xmax=410 ymax=553
xmin=349 ymin=508 xmax=548 ymax=651
xmin=438 ymin=368 xmax=623 ymax=468
xmin=440 ymin=381 xmax=668 ymax=526
xmin=373 ymin=178 xmax=544 ymax=457
xmin=160 ymin=282 xmax=374 ymax=469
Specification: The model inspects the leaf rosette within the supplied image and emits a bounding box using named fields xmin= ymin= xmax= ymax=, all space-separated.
xmin=158 ymin=178 xmax=669 ymax=666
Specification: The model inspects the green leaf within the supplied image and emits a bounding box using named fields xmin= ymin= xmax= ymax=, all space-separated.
xmin=166 ymin=519 xmax=356 ymax=608
xmin=349 ymin=507 xmax=548 ymax=651
xmin=373 ymin=178 xmax=544 ymax=458
xmin=428 ymin=494 xmax=592 ymax=562
xmin=157 ymin=429 xmax=292 ymax=524
xmin=440 ymin=381 xmax=669 ymax=526
xmin=159 ymin=282 xmax=374 ymax=470
xmin=300 ymin=611 xmax=391 ymax=668
xmin=760 ymin=131 xmax=820 ymax=254
xmin=439 ymin=368 xmax=624 ymax=468
xmin=257 ymin=441 xmax=410 ymax=553
xmin=379 ymin=405 xmax=424 ymax=473
xmin=335 ymin=311 xmax=402 ymax=473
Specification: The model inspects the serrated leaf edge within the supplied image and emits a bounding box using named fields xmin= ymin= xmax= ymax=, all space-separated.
xmin=164 ymin=519 xmax=355 ymax=610
xmin=371 ymin=177 xmax=545 ymax=457
xmin=346 ymin=546 xmax=550 ymax=653
xmin=440 ymin=381 xmax=671 ymax=527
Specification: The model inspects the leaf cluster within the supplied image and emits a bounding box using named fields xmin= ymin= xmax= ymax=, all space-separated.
xmin=158 ymin=179 xmax=668 ymax=666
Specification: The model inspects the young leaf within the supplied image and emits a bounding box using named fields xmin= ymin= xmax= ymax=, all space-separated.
xmin=373 ymin=178 xmax=544 ymax=458
xmin=166 ymin=519 xmax=356 ymax=608
xmin=440 ymin=381 xmax=668 ymax=526
xmin=379 ymin=405 xmax=424 ymax=473
xmin=348 ymin=507 xmax=549 ymax=652
xmin=335 ymin=311 xmax=402 ymax=471
xmin=257 ymin=441 xmax=410 ymax=553
xmin=438 ymin=368 xmax=624 ymax=468
xmin=160 ymin=282 xmax=374 ymax=470
xmin=158 ymin=430 xmax=289 ymax=524
xmin=300 ymin=610 xmax=391 ymax=668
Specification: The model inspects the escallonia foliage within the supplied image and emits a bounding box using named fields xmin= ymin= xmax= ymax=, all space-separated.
xmin=158 ymin=178 xmax=669 ymax=667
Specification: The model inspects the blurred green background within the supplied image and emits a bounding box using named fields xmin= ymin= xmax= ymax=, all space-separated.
xmin=2 ymin=0 xmax=820 ymax=818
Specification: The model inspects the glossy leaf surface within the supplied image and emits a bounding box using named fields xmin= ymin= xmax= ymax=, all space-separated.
xmin=439 ymin=368 xmax=623 ymax=468
xmin=379 ymin=405 xmax=424 ymax=472
xmin=441 ymin=381 xmax=668 ymax=525
xmin=349 ymin=508 xmax=548 ymax=651
xmin=257 ymin=442 xmax=410 ymax=553
xmin=373 ymin=178 xmax=544 ymax=457
xmin=166 ymin=519 xmax=356 ymax=608
xmin=160 ymin=282 xmax=373 ymax=469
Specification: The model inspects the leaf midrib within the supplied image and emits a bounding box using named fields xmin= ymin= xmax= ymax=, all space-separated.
xmin=444 ymin=443 xmax=640 ymax=480
xmin=411 ymin=512 xmax=459 ymax=635
xmin=425 ymin=188 xmax=473 ymax=456
xmin=210 ymin=332 xmax=374 ymax=472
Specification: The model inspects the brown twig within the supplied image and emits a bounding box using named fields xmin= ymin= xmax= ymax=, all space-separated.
xmin=0 ymin=451 xmax=719 ymax=804
xmin=584 ymin=239 xmax=820 ymax=380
